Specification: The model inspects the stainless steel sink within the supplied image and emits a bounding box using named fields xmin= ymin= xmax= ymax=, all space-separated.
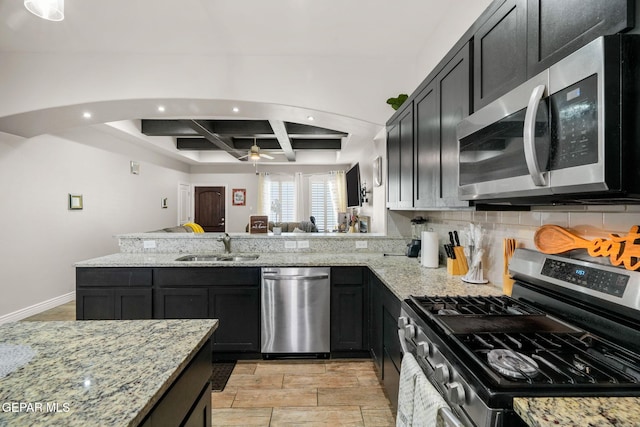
xmin=175 ymin=254 xmax=260 ymax=262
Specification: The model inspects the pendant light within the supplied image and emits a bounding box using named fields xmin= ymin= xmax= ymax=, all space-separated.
xmin=24 ymin=0 xmax=64 ymax=21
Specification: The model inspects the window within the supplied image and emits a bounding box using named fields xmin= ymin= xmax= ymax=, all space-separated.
xmin=260 ymin=175 xmax=296 ymax=222
xmin=310 ymin=175 xmax=338 ymax=232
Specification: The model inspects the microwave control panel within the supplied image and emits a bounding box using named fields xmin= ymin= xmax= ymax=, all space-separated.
xmin=550 ymin=74 xmax=599 ymax=170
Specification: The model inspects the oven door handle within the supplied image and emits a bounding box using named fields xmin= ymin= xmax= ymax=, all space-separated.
xmin=523 ymin=84 xmax=548 ymax=187
xmin=397 ymin=328 xmax=409 ymax=354
xmin=438 ymin=407 xmax=465 ymax=427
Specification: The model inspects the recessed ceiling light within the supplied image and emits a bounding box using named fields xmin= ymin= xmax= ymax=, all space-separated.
xmin=157 ymin=105 xmax=166 ymax=112
xmin=232 ymin=107 xmax=239 ymax=113
xmin=83 ymin=112 xmax=92 ymax=119
xmin=307 ymin=116 xmax=315 ymax=121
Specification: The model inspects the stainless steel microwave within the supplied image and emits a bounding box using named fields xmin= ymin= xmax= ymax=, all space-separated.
xmin=456 ymin=35 xmax=640 ymax=205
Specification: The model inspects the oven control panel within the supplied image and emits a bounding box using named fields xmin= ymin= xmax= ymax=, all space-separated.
xmin=541 ymin=258 xmax=629 ymax=297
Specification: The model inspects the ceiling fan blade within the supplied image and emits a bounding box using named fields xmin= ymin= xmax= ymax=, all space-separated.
xmin=260 ymin=153 xmax=274 ymax=160
xmin=238 ymin=153 xmax=249 ymax=159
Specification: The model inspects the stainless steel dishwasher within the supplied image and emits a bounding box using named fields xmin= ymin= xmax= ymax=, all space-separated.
xmin=261 ymin=267 xmax=330 ymax=356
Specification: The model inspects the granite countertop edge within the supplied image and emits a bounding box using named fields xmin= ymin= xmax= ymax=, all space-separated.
xmin=74 ymin=252 xmax=502 ymax=300
xmin=129 ymin=319 xmax=218 ymax=426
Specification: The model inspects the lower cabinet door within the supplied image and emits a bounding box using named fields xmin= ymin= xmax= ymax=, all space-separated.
xmin=116 ymin=289 xmax=152 ymax=319
xmin=209 ymin=286 xmax=260 ymax=352
xmin=182 ymin=384 xmax=211 ymax=427
xmin=154 ymin=288 xmax=209 ymax=319
xmin=331 ymin=283 xmax=365 ymax=351
xmin=76 ymin=289 xmax=115 ymax=320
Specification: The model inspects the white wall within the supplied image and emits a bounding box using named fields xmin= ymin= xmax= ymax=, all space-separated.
xmin=0 ymin=128 xmax=190 ymax=320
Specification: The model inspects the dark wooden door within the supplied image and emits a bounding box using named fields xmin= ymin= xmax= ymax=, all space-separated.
xmin=154 ymin=288 xmax=209 ymax=319
xmin=330 ymin=267 xmax=368 ymax=352
xmin=414 ymin=82 xmax=439 ymax=209
xmin=209 ymin=286 xmax=261 ymax=352
xmin=438 ymin=43 xmax=471 ymax=208
xmin=473 ymin=0 xmax=527 ymax=110
xmin=194 ymin=186 xmax=225 ymax=232
xmin=386 ymin=122 xmax=400 ymax=208
xmin=526 ymin=0 xmax=633 ymax=77
xmin=398 ymin=104 xmax=414 ymax=209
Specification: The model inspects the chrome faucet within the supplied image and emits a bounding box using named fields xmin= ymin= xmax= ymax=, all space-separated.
xmin=217 ymin=233 xmax=231 ymax=253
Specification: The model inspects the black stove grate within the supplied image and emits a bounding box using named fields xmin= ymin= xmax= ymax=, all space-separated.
xmin=410 ymin=295 xmax=545 ymax=317
xmin=457 ymin=331 xmax=640 ymax=386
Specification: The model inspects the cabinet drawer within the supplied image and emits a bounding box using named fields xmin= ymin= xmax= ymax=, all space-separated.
xmin=331 ymin=267 xmax=364 ymax=285
xmin=154 ymin=267 xmax=260 ymax=287
xmin=76 ymin=268 xmax=152 ymax=287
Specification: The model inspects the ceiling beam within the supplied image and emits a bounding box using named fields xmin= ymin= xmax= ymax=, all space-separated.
xmin=185 ymin=120 xmax=244 ymax=159
xmin=268 ymin=120 xmax=296 ymax=161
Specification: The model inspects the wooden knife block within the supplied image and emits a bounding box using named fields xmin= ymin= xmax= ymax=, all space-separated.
xmin=447 ymin=250 xmax=468 ymax=276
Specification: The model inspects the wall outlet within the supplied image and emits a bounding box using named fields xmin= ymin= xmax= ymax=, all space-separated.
xmin=297 ymin=240 xmax=310 ymax=249
xmin=355 ymin=241 xmax=368 ymax=249
xmin=284 ymin=241 xmax=296 ymax=249
xmin=143 ymin=240 xmax=156 ymax=249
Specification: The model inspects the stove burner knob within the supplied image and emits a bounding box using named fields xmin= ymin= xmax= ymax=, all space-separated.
xmin=434 ymin=363 xmax=450 ymax=383
xmin=404 ymin=324 xmax=416 ymax=339
xmin=416 ymin=341 xmax=431 ymax=358
xmin=398 ymin=316 xmax=409 ymax=329
xmin=448 ymin=382 xmax=466 ymax=405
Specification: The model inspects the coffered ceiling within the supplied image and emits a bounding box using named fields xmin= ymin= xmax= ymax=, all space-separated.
xmin=141 ymin=119 xmax=347 ymax=162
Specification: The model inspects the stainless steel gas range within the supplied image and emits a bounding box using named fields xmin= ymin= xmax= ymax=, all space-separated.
xmin=399 ymin=248 xmax=640 ymax=427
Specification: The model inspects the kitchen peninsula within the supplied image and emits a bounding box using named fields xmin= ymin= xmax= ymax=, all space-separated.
xmin=0 ymin=319 xmax=217 ymax=427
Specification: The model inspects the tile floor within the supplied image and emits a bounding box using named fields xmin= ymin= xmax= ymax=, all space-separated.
xmin=21 ymin=300 xmax=396 ymax=426
xmin=213 ymin=359 xmax=395 ymax=426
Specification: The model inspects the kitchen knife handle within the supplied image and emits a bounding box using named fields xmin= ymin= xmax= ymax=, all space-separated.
xmin=449 ymin=232 xmax=455 ymax=247
xmin=453 ymin=231 xmax=460 ymax=247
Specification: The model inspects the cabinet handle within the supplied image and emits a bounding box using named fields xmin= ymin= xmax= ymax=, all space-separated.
xmin=523 ymin=84 xmax=548 ymax=187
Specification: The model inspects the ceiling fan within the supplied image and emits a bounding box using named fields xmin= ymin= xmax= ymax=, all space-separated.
xmin=238 ymin=139 xmax=274 ymax=161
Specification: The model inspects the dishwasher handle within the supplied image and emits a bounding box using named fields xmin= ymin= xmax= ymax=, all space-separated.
xmin=263 ymin=274 xmax=329 ymax=281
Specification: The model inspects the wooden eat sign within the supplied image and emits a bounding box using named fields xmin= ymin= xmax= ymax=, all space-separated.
xmin=534 ymin=224 xmax=640 ymax=271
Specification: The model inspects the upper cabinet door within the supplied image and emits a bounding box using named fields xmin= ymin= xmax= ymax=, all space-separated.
xmin=438 ymin=44 xmax=471 ymax=208
xmin=474 ymin=0 xmax=527 ymax=110
xmin=397 ymin=104 xmax=414 ymax=209
xmin=527 ymin=0 xmax=634 ymax=76
xmin=387 ymin=104 xmax=414 ymax=209
xmin=413 ymin=82 xmax=439 ymax=209
xmin=386 ymin=121 xmax=400 ymax=208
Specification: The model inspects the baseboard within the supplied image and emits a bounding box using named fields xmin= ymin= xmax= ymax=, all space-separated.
xmin=0 ymin=291 xmax=76 ymax=325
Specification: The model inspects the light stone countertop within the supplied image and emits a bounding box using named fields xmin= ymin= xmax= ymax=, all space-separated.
xmin=513 ymin=397 xmax=640 ymax=427
xmin=74 ymin=252 xmax=502 ymax=300
xmin=0 ymin=319 xmax=218 ymax=427
xmin=74 ymin=252 xmax=640 ymax=426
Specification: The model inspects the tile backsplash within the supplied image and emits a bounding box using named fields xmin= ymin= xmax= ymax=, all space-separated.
xmin=391 ymin=206 xmax=640 ymax=288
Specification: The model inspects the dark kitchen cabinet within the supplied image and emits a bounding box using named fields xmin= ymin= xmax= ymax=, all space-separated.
xmin=413 ymin=81 xmax=438 ymax=208
xmin=474 ymin=0 xmax=527 ymax=110
xmin=414 ymin=44 xmax=471 ymax=209
xmin=153 ymin=267 xmax=261 ymax=356
xmin=474 ymin=0 xmax=634 ymax=109
xmin=209 ymin=286 xmax=260 ymax=353
xmin=330 ymin=267 xmax=368 ymax=354
xmin=76 ymin=268 xmax=152 ymax=320
xmin=369 ymin=272 xmax=383 ymax=374
xmin=527 ymin=0 xmax=633 ymax=76
xmin=386 ymin=103 xmax=414 ymax=209
xmin=369 ymin=272 xmax=402 ymax=410
xmin=154 ymin=288 xmax=209 ymax=319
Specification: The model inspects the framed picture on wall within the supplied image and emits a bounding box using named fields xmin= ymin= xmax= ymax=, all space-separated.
xmin=232 ymin=188 xmax=246 ymax=206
